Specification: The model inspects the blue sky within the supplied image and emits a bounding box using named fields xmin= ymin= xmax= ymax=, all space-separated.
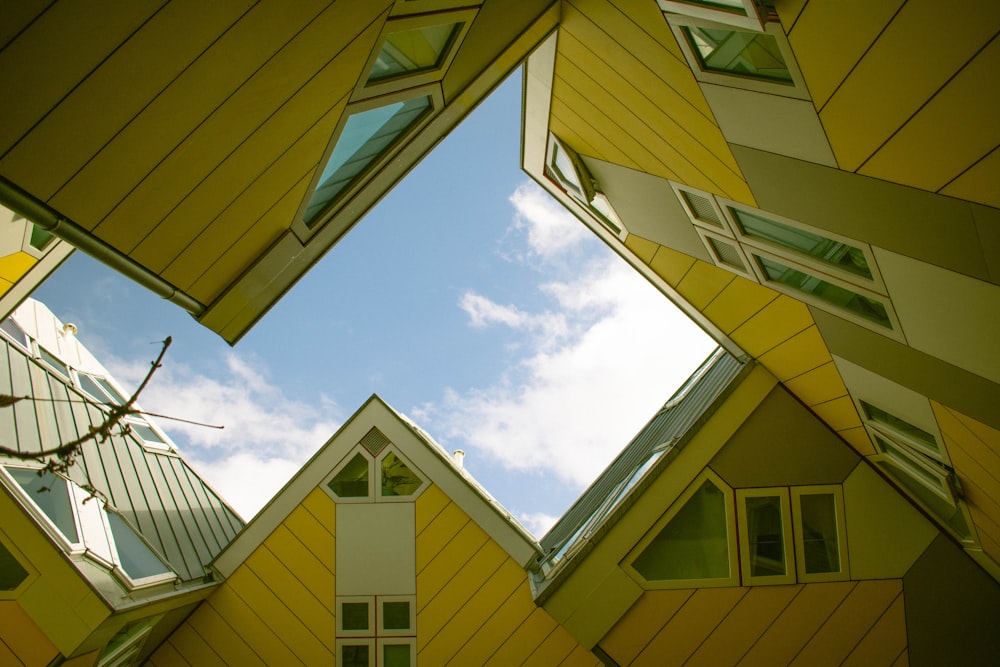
xmin=33 ymin=69 xmax=715 ymax=535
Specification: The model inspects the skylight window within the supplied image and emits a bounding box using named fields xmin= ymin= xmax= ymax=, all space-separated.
xmin=367 ymin=22 xmax=462 ymax=83
xmin=7 ymin=467 xmax=80 ymax=544
xmin=300 ymin=92 xmax=435 ymax=230
xmin=657 ymin=0 xmax=766 ymax=31
xmin=545 ymin=134 xmax=627 ymax=239
xmin=684 ymin=26 xmax=790 ymax=82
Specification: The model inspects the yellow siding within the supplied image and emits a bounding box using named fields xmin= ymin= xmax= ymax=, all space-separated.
xmin=155 ymin=487 xmax=336 ymax=665
xmin=0 ymin=601 xmax=59 ymax=667
xmin=758 ymin=325 xmax=829 ymax=382
xmin=842 ymin=595 xmax=908 ymax=666
xmin=941 ymin=147 xmax=1000 ymax=209
xmin=649 ymin=244 xmax=696 ymax=287
xmin=0 ymin=253 xmax=36 ymax=284
xmin=674 ymin=261 xmax=735 ymax=311
xmin=623 ymin=234 xmax=659 ymax=265
xmin=702 ymin=278 xmax=780 ymax=336
xmin=600 ymin=590 xmax=695 ymax=665
xmin=729 ymin=295 xmax=813 ymax=358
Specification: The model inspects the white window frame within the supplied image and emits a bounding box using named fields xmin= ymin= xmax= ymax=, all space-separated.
xmin=336 ymin=638 xmax=376 ymax=667
xmin=325 ymin=447 xmax=376 ymax=504
xmin=666 ymin=15 xmax=811 ymax=100
xmin=856 ymin=398 xmax=948 ymax=465
xmin=670 ymin=182 xmax=729 ymax=233
xmin=624 ymin=470 xmax=739 ymax=590
xmin=695 ymin=227 xmax=755 ymax=280
xmin=658 ymin=0 xmax=767 ymax=32
xmin=378 ymin=637 xmax=417 ymax=666
xmin=353 ymin=8 xmax=478 ymax=101
xmin=379 ymin=595 xmax=417 ymax=637
xmin=790 ymin=485 xmax=849 ymax=583
xmin=0 ymin=317 xmax=31 ymax=351
xmin=867 ymin=427 xmax=958 ymax=506
xmin=545 ymin=134 xmax=628 ymax=240
xmin=324 ymin=446 xmax=429 ymax=504
xmin=337 ymin=595 xmax=377 ymax=637
xmin=375 ymin=449 xmax=430 ymax=503
xmin=20 ymin=222 xmax=57 ymax=259
xmin=736 ymin=487 xmax=796 ymax=586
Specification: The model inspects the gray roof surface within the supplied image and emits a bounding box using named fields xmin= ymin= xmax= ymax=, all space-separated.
xmin=0 ymin=335 xmax=243 ymax=582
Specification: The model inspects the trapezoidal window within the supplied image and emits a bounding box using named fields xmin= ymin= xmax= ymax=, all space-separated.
xmin=325 ymin=446 xmax=427 ymax=503
xmin=380 ymin=452 xmax=424 ymax=497
xmin=300 ymin=90 xmax=436 ymax=231
xmin=627 ymin=472 xmax=737 ymax=588
xmin=657 ymin=0 xmax=766 ymax=32
xmin=328 ymin=452 xmax=372 ymax=499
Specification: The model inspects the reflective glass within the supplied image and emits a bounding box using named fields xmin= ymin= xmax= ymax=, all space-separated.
xmin=39 ymin=347 xmax=69 ymax=376
xmin=684 ymin=27 xmax=791 ymax=82
xmin=96 ymin=378 xmax=128 ymax=404
xmin=130 ymin=422 xmax=165 ymax=445
xmin=745 ymin=495 xmax=785 ymax=576
xmin=368 ymin=22 xmax=461 ymax=82
xmin=384 ymin=644 xmax=411 ymax=667
xmin=28 ymin=225 xmax=55 ymax=251
xmin=342 ymin=602 xmax=369 ymax=631
xmin=732 ymin=208 xmax=872 ymax=279
xmin=382 ymin=601 xmax=410 ymax=630
xmin=862 ymin=401 xmax=938 ymax=453
xmin=341 ymin=644 xmax=369 ymax=667
xmin=304 ymin=96 xmax=432 ymax=227
xmin=381 ymin=453 xmax=422 ymax=497
xmin=633 ymin=480 xmax=729 ymax=581
xmin=329 ymin=454 xmax=370 ymax=498
xmin=799 ymin=493 xmax=840 ymax=574
xmin=8 ymin=468 xmax=79 ymax=543
xmin=757 ymin=256 xmax=891 ymax=328
xmin=551 ymin=142 xmax=584 ymax=197
xmin=106 ymin=511 xmax=172 ymax=580
xmin=79 ymin=374 xmax=113 ymax=403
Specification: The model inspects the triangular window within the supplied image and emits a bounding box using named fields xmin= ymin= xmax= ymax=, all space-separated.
xmin=380 ymin=452 xmax=423 ymax=497
xmin=328 ymin=453 xmax=371 ymax=498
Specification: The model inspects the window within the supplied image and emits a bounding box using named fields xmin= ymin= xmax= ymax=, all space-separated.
xmin=627 ymin=472 xmax=738 ymax=588
xmin=22 ymin=223 xmax=56 ymax=258
xmin=791 ymin=486 xmax=849 ymax=582
xmin=545 ymin=134 xmax=627 ymax=239
xmin=666 ymin=16 xmax=810 ymax=99
xmin=0 ymin=534 xmax=33 ymax=596
xmin=737 ymin=488 xmax=795 ymax=585
xmin=325 ymin=446 xmax=427 ymax=503
xmin=337 ymin=595 xmax=415 ymax=667
xmin=1 ymin=466 xmax=176 ymax=590
xmin=860 ymin=400 xmax=943 ymax=462
xmin=657 ymin=0 xmax=767 ymax=32
xmin=98 ymin=616 xmax=160 ymax=667
xmin=0 ymin=318 xmax=30 ymax=349
xmin=301 ymin=94 xmax=434 ymax=229
xmin=37 ymin=345 xmax=70 ymax=378
xmin=76 ymin=371 xmax=171 ymax=451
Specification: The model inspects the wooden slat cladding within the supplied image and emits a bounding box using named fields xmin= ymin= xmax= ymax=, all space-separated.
xmin=600 ymin=581 xmax=905 ymax=666
xmin=550 ymin=0 xmax=753 ymax=204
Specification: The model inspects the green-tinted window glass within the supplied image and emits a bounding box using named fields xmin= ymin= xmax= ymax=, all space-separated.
xmin=551 ymin=142 xmax=584 ymax=197
xmin=79 ymin=374 xmax=112 ymax=403
xmin=799 ymin=493 xmax=840 ymax=574
xmin=384 ymin=643 xmax=411 ymax=667
xmin=368 ymin=22 xmax=461 ymax=83
xmin=303 ymin=96 xmax=432 ymax=228
xmin=862 ymin=401 xmax=938 ymax=453
xmin=106 ymin=512 xmax=172 ymax=580
xmin=96 ymin=377 xmax=127 ymax=404
xmin=342 ymin=602 xmax=369 ymax=631
xmin=632 ymin=479 xmax=730 ymax=581
xmin=731 ymin=208 xmax=872 ymax=279
xmin=130 ymin=422 xmax=165 ymax=445
xmin=383 ymin=601 xmax=410 ymax=630
xmin=756 ymin=256 xmax=891 ymax=328
xmin=0 ymin=318 xmax=28 ymax=346
xmin=0 ymin=541 xmax=29 ymax=590
xmin=28 ymin=225 xmax=55 ymax=251
xmin=39 ymin=347 xmax=69 ymax=376
xmin=745 ymin=495 xmax=785 ymax=577
xmin=683 ymin=27 xmax=791 ymax=82
xmin=341 ymin=644 xmax=369 ymax=667
xmin=8 ymin=468 xmax=79 ymax=543
xmin=329 ymin=454 xmax=370 ymax=498
xmin=381 ymin=453 xmax=422 ymax=497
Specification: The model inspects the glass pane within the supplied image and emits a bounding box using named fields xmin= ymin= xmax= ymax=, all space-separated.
xmin=342 ymin=602 xmax=369 ymax=631
xmin=381 ymin=453 xmax=422 ymax=497
xmin=589 ymin=194 xmax=623 ymax=235
xmin=28 ymin=225 xmax=55 ymax=251
xmin=129 ymin=422 xmax=165 ymax=444
xmin=106 ymin=512 xmax=173 ymax=580
xmin=757 ymin=256 xmax=891 ymax=328
xmin=0 ymin=318 xmax=27 ymax=346
xmin=0 ymin=541 xmax=29 ymax=590
xmin=879 ymin=460 xmax=972 ymax=540
xmin=383 ymin=601 xmax=410 ymax=630
xmin=341 ymin=644 xmax=369 ymax=667
xmin=368 ymin=22 xmax=461 ymax=82
xmin=732 ymin=208 xmax=872 ymax=279
xmin=799 ymin=493 xmax=840 ymax=574
xmin=683 ymin=0 xmax=747 ymax=12
xmin=329 ymin=454 xmax=370 ymax=498
xmin=550 ymin=142 xmax=584 ymax=197
xmin=79 ymin=374 xmax=113 ymax=403
xmin=384 ymin=644 xmax=411 ymax=667
xmin=861 ymin=401 xmax=938 ymax=453
xmin=684 ymin=27 xmax=791 ymax=82
xmin=8 ymin=468 xmax=79 ymax=543
xmin=96 ymin=378 xmax=128 ymax=404
xmin=303 ymin=96 xmax=432 ymax=227
xmin=632 ymin=480 xmax=730 ymax=581
xmin=745 ymin=495 xmax=785 ymax=577
xmin=874 ymin=435 xmax=943 ymax=491
xmin=39 ymin=347 xmax=69 ymax=376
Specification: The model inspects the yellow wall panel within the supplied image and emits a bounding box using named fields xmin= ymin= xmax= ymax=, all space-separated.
xmin=166 ymin=624 xmax=226 ymax=667
xmin=0 ymin=1 xmax=252 ymax=201
xmin=649 ymin=244 xmax=696 ymax=286
xmin=0 ymin=1 xmax=50 ymax=51
xmin=686 ymin=585 xmax=802 ymax=667
xmin=894 ymin=649 xmax=910 ymax=667
xmin=741 ymin=581 xmax=855 ymax=666
xmin=524 ymin=623 xmax=581 ymax=666
xmin=148 ymin=642 xmax=191 ymax=667
xmin=559 ymin=643 xmax=602 ymax=666
xmin=838 ymin=426 xmax=875 ymax=456
xmin=624 ymin=235 xmax=659 ymax=264
xmin=415 ymin=483 xmax=449 ymax=534
xmin=784 ymin=361 xmax=849 ymax=407
xmin=842 ymin=594 xmax=908 ymax=666
xmin=674 ymin=260 xmax=735 ymax=310
xmin=0 ymin=0 xmax=165 ymax=156
xmin=284 ymin=501 xmax=336 ymax=559
xmin=600 ymin=590 xmax=694 ymax=665
xmin=820 ymin=0 xmax=999 ymax=172
xmin=787 ymin=0 xmax=904 ymax=109
xmin=859 ymin=34 xmax=1000 ymax=193
xmin=605 ymin=0 xmax=687 ymax=61
xmin=758 ymin=325 xmax=831 ymax=382
xmin=49 ymin=0 xmax=331 ymax=228
xmin=550 ymin=101 xmax=640 ymax=172
xmin=417 ymin=558 xmax=525 ymax=664
xmin=792 ymin=580 xmax=902 ymax=666
xmin=631 ymin=587 xmax=747 ymax=666
xmin=447 ymin=573 xmax=538 ymax=665
xmin=0 ymin=640 xmax=21 ymax=667
xmin=183 ymin=602 xmax=264 ymax=667
xmin=0 ymin=253 xmax=36 ymax=284
xmin=548 ymin=114 xmax=604 ymax=168
xmin=415 ymin=500 xmax=470 ymax=574
xmin=204 ymin=584 xmax=300 ymax=665
xmin=774 ymin=0 xmax=809 ymax=28
xmin=417 ymin=539 xmax=508 ymax=650
xmin=262 ymin=524 xmax=335 ymax=613
xmin=703 ymin=277 xmax=778 ymax=335
xmin=729 ymin=295 xmax=813 ymax=357
xmin=810 ymin=395 xmax=862 ymax=432
xmin=0 ymin=601 xmax=59 ymax=667
xmin=941 ymin=147 xmax=1000 ymax=209
xmin=417 ymin=520 xmax=489 ymax=609
xmin=485 ymin=607 xmax=560 ymax=666
xmin=128 ymin=2 xmax=385 ymax=274
xmin=300 ymin=486 xmax=336 ymax=535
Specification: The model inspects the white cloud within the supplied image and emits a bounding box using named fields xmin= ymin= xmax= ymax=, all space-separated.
xmin=503 ymin=182 xmax=590 ymax=261
xmin=416 ymin=181 xmax=717 ymax=493
xmin=107 ymin=353 xmax=341 ymax=519
xmin=518 ymin=511 xmax=560 ymax=538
